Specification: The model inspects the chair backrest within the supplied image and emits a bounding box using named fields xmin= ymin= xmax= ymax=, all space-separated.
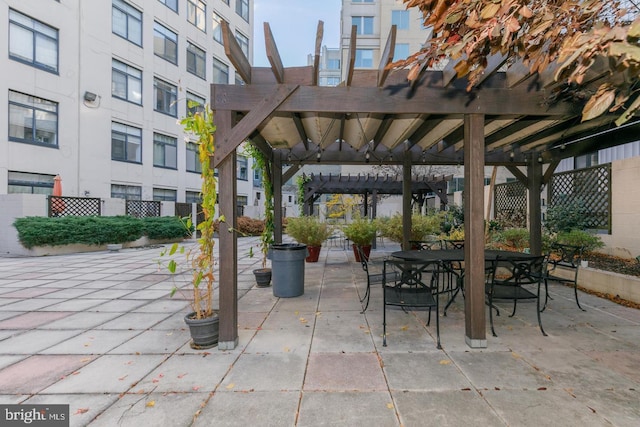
xmin=383 ymin=259 xmax=440 ymax=290
xmin=355 ymin=244 xmax=370 ymax=274
xmin=443 ymin=239 xmax=465 ymax=250
xmin=489 ymin=255 xmax=546 ymax=287
xmin=410 ymin=240 xmax=442 ymax=251
xmin=550 ymin=243 xmax=583 ymax=269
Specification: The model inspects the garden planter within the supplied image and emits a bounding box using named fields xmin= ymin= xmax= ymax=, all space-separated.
xmin=184 ymin=312 xmax=219 ymax=349
xmin=107 ymin=243 xmax=122 ymax=252
xmin=306 ymin=245 xmax=322 ymax=262
xmin=352 ymin=244 xmax=371 ymax=262
xmin=253 ymin=268 xmax=272 ymax=288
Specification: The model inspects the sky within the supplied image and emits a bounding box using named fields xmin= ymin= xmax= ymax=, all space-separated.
xmin=253 ymin=0 xmax=342 ymax=67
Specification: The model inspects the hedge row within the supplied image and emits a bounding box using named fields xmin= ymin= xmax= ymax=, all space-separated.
xmin=13 ymin=216 xmax=192 ymax=249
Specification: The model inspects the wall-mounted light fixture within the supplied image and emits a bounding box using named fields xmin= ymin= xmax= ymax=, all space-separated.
xmin=83 ymin=91 xmax=97 ymax=102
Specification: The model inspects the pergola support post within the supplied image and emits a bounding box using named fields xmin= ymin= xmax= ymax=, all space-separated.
xmin=216 ymin=114 xmax=239 ymax=350
xmin=463 ymin=113 xmax=487 ymax=348
xmin=402 ymin=156 xmax=412 ymax=250
xmin=528 ymin=159 xmax=543 ymax=256
xmin=273 ymin=154 xmax=283 ymax=244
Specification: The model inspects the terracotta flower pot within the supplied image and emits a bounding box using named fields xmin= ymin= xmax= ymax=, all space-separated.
xmin=353 ymin=244 xmax=371 ymax=262
xmin=306 ymin=245 xmax=322 ymax=262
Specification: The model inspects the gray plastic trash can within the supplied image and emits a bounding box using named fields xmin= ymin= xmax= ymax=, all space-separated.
xmin=269 ymin=243 xmax=307 ymax=297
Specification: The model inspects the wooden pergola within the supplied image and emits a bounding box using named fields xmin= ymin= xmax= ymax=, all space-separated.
xmin=211 ymin=21 xmax=640 ymax=350
xmin=299 ymin=173 xmax=451 ymax=217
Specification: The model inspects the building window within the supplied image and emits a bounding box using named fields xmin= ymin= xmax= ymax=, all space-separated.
xmin=186 ymin=92 xmax=205 ymax=117
xmin=355 ymin=49 xmax=373 ymax=68
xmin=112 ymin=59 xmax=142 ymax=104
xmin=153 ymin=133 xmax=177 ymax=169
xmin=212 ymin=57 xmax=229 ymax=84
xmin=111 ymin=122 xmax=141 ymax=163
xmin=112 ymin=0 xmax=142 ymax=46
xmin=186 ymin=42 xmax=206 ymax=79
xmin=352 ymin=16 xmax=374 ymax=35
xmin=158 ymin=0 xmax=178 ymax=12
xmin=154 ymin=22 xmax=178 ymax=64
xmin=186 ymin=190 xmax=201 ymax=203
xmin=236 ymin=0 xmax=249 ymax=22
xmin=393 ymin=43 xmax=410 ymax=62
xmin=153 ymin=187 xmax=177 ymax=201
xmin=8 ymin=171 xmax=54 ymax=194
xmin=235 ymin=31 xmax=249 ymax=57
xmin=111 ymin=184 xmax=141 ymax=200
xmin=187 ymin=0 xmax=206 ymax=31
xmin=9 ymin=91 xmax=58 ymax=147
xmin=186 ymin=142 xmax=202 ymax=173
xmin=392 ymin=10 xmax=410 ymax=30
xmin=327 ymin=58 xmax=340 ymax=70
xmin=322 ymin=76 xmax=341 ymax=86
xmin=9 ymin=9 xmax=59 ymax=73
xmin=237 ymin=155 xmax=248 ymax=180
xmin=154 ymin=78 xmax=178 ymax=116
xmin=212 ymin=13 xmax=223 ymax=44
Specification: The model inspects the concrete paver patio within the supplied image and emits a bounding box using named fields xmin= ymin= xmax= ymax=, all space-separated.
xmin=0 ymin=237 xmax=639 ymax=426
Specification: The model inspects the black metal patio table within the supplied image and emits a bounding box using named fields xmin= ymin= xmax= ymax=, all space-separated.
xmin=391 ymin=249 xmax=537 ymax=313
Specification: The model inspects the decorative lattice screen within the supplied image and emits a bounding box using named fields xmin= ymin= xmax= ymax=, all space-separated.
xmin=494 ymin=181 xmax=527 ymax=228
xmin=126 ymin=200 xmax=161 ymax=218
xmin=548 ymin=164 xmax=611 ymax=232
xmin=48 ymin=196 xmax=101 ymax=217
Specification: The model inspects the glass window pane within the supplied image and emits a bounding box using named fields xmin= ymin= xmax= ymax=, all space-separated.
xmin=9 ymin=25 xmax=33 ymax=62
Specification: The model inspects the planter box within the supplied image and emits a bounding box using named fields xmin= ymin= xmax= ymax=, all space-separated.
xmin=24 ymin=237 xmax=183 ymax=257
xmin=551 ymin=265 xmax=640 ymax=305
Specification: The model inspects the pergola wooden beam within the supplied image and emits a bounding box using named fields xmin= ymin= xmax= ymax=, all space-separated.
xmin=222 ymin=21 xmax=251 ymax=84
xmin=377 ymin=25 xmax=396 ymax=87
xmin=264 ymin=22 xmax=284 ymax=83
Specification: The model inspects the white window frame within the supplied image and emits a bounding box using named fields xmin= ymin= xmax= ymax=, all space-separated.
xmin=112 ymin=59 xmax=142 ymax=104
xmin=153 ymin=132 xmax=178 ymax=169
xmin=187 ymin=42 xmax=206 ymax=79
xmin=352 ymin=16 xmax=374 ymax=35
xmin=8 ymin=91 xmax=58 ymax=147
xmin=154 ymin=77 xmax=178 ymax=117
xmin=112 ymin=0 xmax=142 ymax=46
xmin=187 ymin=0 xmax=206 ymax=31
xmin=154 ymin=22 xmax=178 ymax=64
xmin=111 ymin=122 xmax=142 ymax=163
xmin=9 ymin=9 xmax=59 ymax=73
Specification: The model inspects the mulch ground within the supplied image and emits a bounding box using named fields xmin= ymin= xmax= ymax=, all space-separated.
xmin=580 ymin=252 xmax=640 ymax=310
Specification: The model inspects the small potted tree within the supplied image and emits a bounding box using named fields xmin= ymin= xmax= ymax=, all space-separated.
xmin=159 ymin=104 xmax=220 ymax=349
xmin=245 ymin=143 xmax=274 ymax=287
xmin=343 ymin=215 xmax=377 ymax=262
xmin=285 ymin=216 xmax=332 ymax=262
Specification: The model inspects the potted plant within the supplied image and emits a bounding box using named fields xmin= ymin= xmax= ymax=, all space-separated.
xmin=245 ymin=143 xmax=274 ymax=287
xmin=285 ymin=215 xmax=332 ymax=262
xmin=343 ymin=215 xmax=377 ymax=262
xmin=159 ymin=103 xmax=220 ymax=349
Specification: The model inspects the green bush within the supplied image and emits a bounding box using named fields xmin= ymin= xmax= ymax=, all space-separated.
xmin=501 ymin=228 xmax=530 ymax=251
xmin=378 ymin=213 xmax=441 ymax=243
xmin=142 ymin=216 xmax=193 ymax=240
xmin=13 ymin=215 xmax=192 ymax=248
xmin=285 ymin=216 xmax=332 ymax=246
xmin=343 ymin=215 xmax=377 ymax=246
xmin=544 ymin=199 xmax=590 ymax=233
xmin=556 ymin=229 xmax=604 ymax=252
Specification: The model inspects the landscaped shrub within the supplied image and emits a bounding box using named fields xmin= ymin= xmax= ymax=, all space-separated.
xmin=13 ymin=215 xmax=196 ymax=248
xmin=502 ymin=228 xmax=530 ymax=251
xmin=378 ymin=213 xmax=441 ymax=243
xmin=556 ymin=229 xmax=604 ymax=252
xmin=142 ymin=216 xmax=193 ymax=240
xmin=236 ymin=216 xmax=265 ymax=236
xmin=544 ymin=199 xmax=590 ymax=233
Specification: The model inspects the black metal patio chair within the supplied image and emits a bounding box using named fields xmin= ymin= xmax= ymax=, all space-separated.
xmin=543 ymin=243 xmax=586 ymax=311
xmin=485 ymin=255 xmax=547 ymax=337
xmin=356 ymin=244 xmax=399 ymax=313
xmin=382 ymin=258 xmax=442 ymax=349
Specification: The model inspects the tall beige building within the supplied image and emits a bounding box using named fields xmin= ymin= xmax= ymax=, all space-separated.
xmin=0 ymin=0 xmax=257 ymax=206
xmin=340 ymin=0 xmax=430 ymax=81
